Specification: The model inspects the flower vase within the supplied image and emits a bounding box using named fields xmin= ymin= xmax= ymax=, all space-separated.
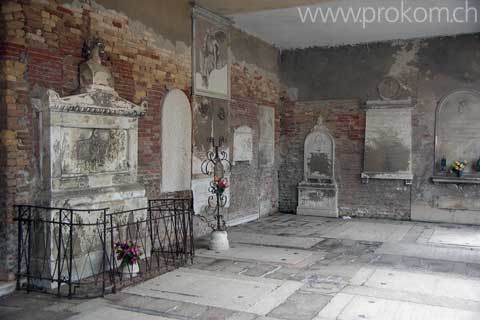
xmin=117 ymin=260 xmax=139 ymax=276
xmin=457 ymin=170 xmax=464 ymax=178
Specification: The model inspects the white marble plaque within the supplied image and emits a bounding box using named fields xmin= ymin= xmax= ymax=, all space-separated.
xmin=233 ymin=125 xmax=253 ymax=162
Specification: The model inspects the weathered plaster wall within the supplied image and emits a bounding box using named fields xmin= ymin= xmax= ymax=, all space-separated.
xmin=0 ymin=0 xmax=282 ymax=279
xmin=280 ymin=34 xmax=480 ymax=221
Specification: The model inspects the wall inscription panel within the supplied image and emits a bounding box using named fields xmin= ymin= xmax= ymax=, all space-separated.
xmin=59 ymin=128 xmax=129 ymax=175
xmin=362 ymin=99 xmax=413 ymax=183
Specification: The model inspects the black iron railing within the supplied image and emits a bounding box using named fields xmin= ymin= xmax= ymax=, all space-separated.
xmin=15 ymin=197 xmax=194 ymax=298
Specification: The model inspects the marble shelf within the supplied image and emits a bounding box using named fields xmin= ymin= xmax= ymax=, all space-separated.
xmin=431 ymin=175 xmax=480 ymax=184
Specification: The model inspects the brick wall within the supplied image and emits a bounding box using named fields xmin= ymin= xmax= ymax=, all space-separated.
xmin=1 ymin=2 xmax=32 ymax=279
xmin=0 ymin=0 xmax=282 ymax=278
xmin=279 ymin=99 xmax=411 ymax=219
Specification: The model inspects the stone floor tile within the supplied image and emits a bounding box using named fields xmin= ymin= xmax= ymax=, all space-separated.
xmin=268 ymin=291 xmax=331 ymax=320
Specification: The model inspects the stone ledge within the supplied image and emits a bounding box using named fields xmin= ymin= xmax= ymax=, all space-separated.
xmin=364 ymin=98 xmax=413 ymax=109
xmin=431 ymin=175 xmax=480 ymax=185
xmin=361 ymin=172 xmax=413 ymax=185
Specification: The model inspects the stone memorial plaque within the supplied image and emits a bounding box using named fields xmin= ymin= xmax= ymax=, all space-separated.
xmin=435 ymin=90 xmax=480 ymax=175
xmin=305 ymin=131 xmax=333 ymax=180
xmin=258 ymin=106 xmax=275 ymax=166
xmin=362 ymin=99 xmax=413 ymax=182
xmin=233 ymin=125 xmax=253 ymax=162
xmin=193 ymin=6 xmax=231 ymax=100
xmin=57 ymin=128 xmax=129 ymax=175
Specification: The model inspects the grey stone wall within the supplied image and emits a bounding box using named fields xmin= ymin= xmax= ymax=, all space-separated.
xmin=280 ymin=34 xmax=480 ymax=221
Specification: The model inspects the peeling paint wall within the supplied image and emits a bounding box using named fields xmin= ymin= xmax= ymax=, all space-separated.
xmin=280 ymin=34 xmax=480 ymax=222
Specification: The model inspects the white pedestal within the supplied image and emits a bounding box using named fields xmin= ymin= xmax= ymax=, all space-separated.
xmin=209 ymin=231 xmax=230 ymax=251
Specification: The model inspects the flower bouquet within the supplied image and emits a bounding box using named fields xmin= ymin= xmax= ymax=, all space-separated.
xmin=213 ymin=176 xmax=229 ymax=194
xmin=451 ymin=160 xmax=468 ymax=177
xmin=115 ymin=240 xmax=142 ymax=275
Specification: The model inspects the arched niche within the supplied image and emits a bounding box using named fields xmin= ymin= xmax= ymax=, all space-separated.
xmin=435 ymin=90 xmax=480 ymax=175
xmin=303 ymin=119 xmax=335 ymax=183
xmin=161 ymin=89 xmax=192 ymax=192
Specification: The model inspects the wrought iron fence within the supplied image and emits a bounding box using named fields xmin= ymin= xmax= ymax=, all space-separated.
xmin=15 ymin=197 xmax=194 ymax=298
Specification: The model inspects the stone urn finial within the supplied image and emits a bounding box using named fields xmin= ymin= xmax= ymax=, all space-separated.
xmin=312 ymin=115 xmax=326 ymax=132
xmin=79 ymin=38 xmax=115 ymax=93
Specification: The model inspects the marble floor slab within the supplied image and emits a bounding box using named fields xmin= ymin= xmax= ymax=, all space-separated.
xmin=196 ymin=244 xmax=313 ymax=265
xmin=351 ymin=267 xmax=480 ymax=302
xmin=67 ymin=306 xmax=174 ymax=320
xmin=6 ymin=215 xmax=480 ymax=320
xmin=123 ymin=268 xmax=303 ymax=315
xmin=376 ymin=242 xmax=480 ymax=264
xmin=322 ymin=221 xmax=413 ymax=242
xmin=428 ymin=227 xmax=480 ymax=247
xmin=315 ymin=293 xmax=480 ymax=320
xmin=228 ymin=231 xmax=324 ymax=249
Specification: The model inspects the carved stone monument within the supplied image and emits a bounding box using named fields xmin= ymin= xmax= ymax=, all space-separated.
xmin=31 ymin=39 xmax=147 ymax=287
xmin=34 ymin=39 xmax=147 ymax=211
xmin=297 ymin=116 xmax=338 ymax=217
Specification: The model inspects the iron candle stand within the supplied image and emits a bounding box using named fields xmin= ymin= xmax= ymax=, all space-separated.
xmin=200 ymin=137 xmax=231 ymax=231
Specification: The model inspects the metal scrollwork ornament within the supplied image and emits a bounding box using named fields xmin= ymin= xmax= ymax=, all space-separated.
xmin=198 ymin=137 xmax=231 ymax=231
